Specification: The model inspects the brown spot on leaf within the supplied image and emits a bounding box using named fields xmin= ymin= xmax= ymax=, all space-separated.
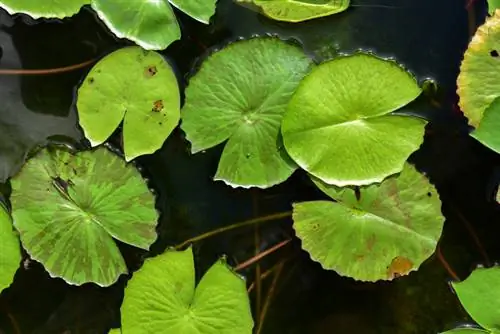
xmin=88 ymin=77 xmax=94 ymax=84
xmin=386 ymin=256 xmax=413 ymax=279
xmin=145 ymin=65 xmax=157 ymax=77
xmin=366 ymin=235 xmax=376 ymax=251
xmin=152 ymin=99 xmax=164 ymax=113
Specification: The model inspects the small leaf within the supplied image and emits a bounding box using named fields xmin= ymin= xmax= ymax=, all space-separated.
xmin=236 ymin=0 xmax=349 ymax=22
xmin=451 ymin=267 xmax=500 ymax=333
xmin=0 ymin=0 xmax=89 ymax=19
xmin=91 ymin=0 xmax=181 ymax=50
xmin=0 ymin=202 xmax=21 ymax=293
xmin=168 ymin=0 xmax=217 ymax=24
xmin=10 ymin=147 xmax=158 ymax=286
xmin=282 ymin=53 xmax=425 ymax=186
xmin=77 ymin=46 xmax=180 ymax=161
xmin=181 ymin=37 xmax=314 ymax=188
xmin=108 ymin=329 xmax=121 ymax=334
xmin=293 ymin=163 xmax=444 ymax=282
xmin=121 ymin=247 xmax=254 ymax=333
xmin=488 ymin=2 xmax=500 ymax=15
xmin=471 ymin=96 xmax=500 ymax=154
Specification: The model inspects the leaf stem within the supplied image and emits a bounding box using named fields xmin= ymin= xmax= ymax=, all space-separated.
xmin=256 ymin=261 xmax=284 ymax=334
xmin=0 ymin=58 xmax=96 ymax=76
xmin=436 ymin=244 xmax=460 ymax=281
xmin=236 ymin=239 xmax=292 ymax=271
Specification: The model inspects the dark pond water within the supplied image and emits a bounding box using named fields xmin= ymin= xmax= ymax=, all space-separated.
xmin=0 ymin=0 xmax=498 ymax=333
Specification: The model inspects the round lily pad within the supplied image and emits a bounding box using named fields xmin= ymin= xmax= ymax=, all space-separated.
xmin=451 ymin=266 xmax=500 ymax=333
xmin=471 ymin=96 xmax=500 ymax=154
xmin=181 ymin=37 xmax=314 ymax=188
xmin=0 ymin=202 xmax=21 ymax=293
xmin=168 ymin=0 xmax=217 ymax=24
xmin=77 ymin=46 xmax=180 ymax=161
xmin=121 ymin=247 xmax=253 ymax=334
xmin=91 ymin=0 xmax=181 ymax=50
xmin=293 ymin=163 xmax=444 ymax=282
xmin=0 ymin=0 xmax=88 ymax=19
xmin=10 ymin=146 xmax=158 ymax=286
xmin=457 ymin=10 xmax=500 ymax=127
xmin=282 ymin=53 xmax=425 ymax=187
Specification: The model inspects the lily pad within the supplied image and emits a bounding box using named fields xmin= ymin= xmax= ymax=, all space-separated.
xmin=91 ymin=0 xmax=181 ymax=50
xmin=181 ymin=37 xmax=314 ymax=188
xmin=168 ymin=0 xmax=217 ymax=24
xmin=292 ymin=163 xmax=444 ymax=282
xmin=10 ymin=146 xmax=158 ymax=286
xmin=457 ymin=10 xmax=500 ymax=127
xmin=0 ymin=0 xmax=88 ymax=19
xmin=282 ymin=53 xmax=425 ymax=187
xmin=451 ymin=266 xmax=500 ymax=333
xmin=77 ymin=46 xmax=180 ymax=161
xmin=471 ymin=96 xmax=500 ymax=154
xmin=235 ymin=0 xmax=349 ymax=22
xmin=0 ymin=202 xmax=21 ymax=293
xmin=121 ymin=247 xmax=253 ymax=333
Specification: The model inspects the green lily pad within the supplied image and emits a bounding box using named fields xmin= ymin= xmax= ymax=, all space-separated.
xmin=168 ymin=0 xmax=217 ymax=24
xmin=181 ymin=37 xmax=314 ymax=188
xmin=121 ymin=247 xmax=253 ymax=333
xmin=91 ymin=0 xmax=181 ymax=50
xmin=457 ymin=11 xmax=500 ymax=128
xmin=471 ymin=96 xmax=500 ymax=154
xmin=488 ymin=1 xmax=500 ymax=14
xmin=77 ymin=46 xmax=180 ymax=161
xmin=451 ymin=267 xmax=500 ymax=333
xmin=282 ymin=53 xmax=425 ymax=187
xmin=10 ymin=146 xmax=158 ymax=286
xmin=440 ymin=328 xmax=489 ymax=334
xmin=0 ymin=202 xmax=21 ymax=293
xmin=292 ymin=163 xmax=444 ymax=282
xmin=0 ymin=0 xmax=88 ymax=19
xmin=235 ymin=0 xmax=349 ymax=22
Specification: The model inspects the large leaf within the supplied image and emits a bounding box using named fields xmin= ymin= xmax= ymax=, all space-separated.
xmin=77 ymin=46 xmax=180 ymax=161
xmin=168 ymin=0 xmax=217 ymax=24
xmin=181 ymin=37 xmax=314 ymax=188
xmin=235 ymin=0 xmax=349 ymax=22
xmin=471 ymin=96 xmax=500 ymax=154
xmin=282 ymin=53 xmax=424 ymax=186
xmin=293 ymin=163 xmax=444 ymax=282
xmin=457 ymin=10 xmax=500 ymax=127
xmin=0 ymin=202 xmax=21 ymax=293
xmin=10 ymin=146 xmax=158 ymax=286
xmin=91 ymin=0 xmax=181 ymax=50
xmin=0 ymin=0 xmax=88 ymax=19
xmin=121 ymin=247 xmax=253 ymax=333
xmin=451 ymin=267 xmax=500 ymax=333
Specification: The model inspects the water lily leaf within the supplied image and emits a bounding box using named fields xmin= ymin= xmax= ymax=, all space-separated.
xmin=282 ymin=53 xmax=425 ymax=187
xmin=77 ymin=46 xmax=180 ymax=161
xmin=168 ymin=0 xmax=217 ymax=24
xmin=10 ymin=146 xmax=158 ymax=286
xmin=292 ymin=163 xmax=444 ymax=282
xmin=440 ymin=328 xmax=490 ymax=334
xmin=235 ymin=0 xmax=349 ymax=22
xmin=0 ymin=202 xmax=21 ymax=293
xmin=451 ymin=267 xmax=500 ymax=333
xmin=121 ymin=247 xmax=253 ymax=333
xmin=471 ymin=96 xmax=500 ymax=154
xmin=457 ymin=11 xmax=500 ymax=127
xmin=488 ymin=1 xmax=500 ymax=14
xmin=91 ymin=0 xmax=181 ymax=50
xmin=181 ymin=37 xmax=314 ymax=188
xmin=0 ymin=0 xmax=88 ymax=19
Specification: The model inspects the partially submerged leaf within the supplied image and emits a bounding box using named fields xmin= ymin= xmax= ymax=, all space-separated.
xmin=451 ymin=267 xmax=500 ymax=333
xmin=77 ymin=46 xmax=180 ymax=161
xmin=236 ymin=0 xmax=349 ymax=22
xmin=181 ymin=37 xmax=314 ymax=188
xmin=91 ymin=0 xmax=181 ymax=50
xmin=293 ymin=163 xmax=444 ymax=282
xmin=168 ymin=0 xmax=217 ymax=24
xmin=0 ymin=202 xmax=21 ymax=293
xmin=471 ymin=96 xmax=500 ymax=154
xmin=457 ymin=10 xmax=500 ymax=127
xmin=282 ymin=53 xmax=424 ymax=186
xmin=121 ymin=247 xmax=253 ymax=333
xmin=0 ymin=0 xmax=88 ymax=19
xmin=10 ymin=147 xmax=158 ymax=286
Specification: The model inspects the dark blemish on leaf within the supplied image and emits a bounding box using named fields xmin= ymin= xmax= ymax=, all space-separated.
xmin=427 ymin=192 xmax=432 ymax=197
xmin=387 ymin=256 xmax=413 ymax=279
xmin=245 ymin=153 xmax=251 ymax=158
xmin=311 ymin=223 xmax=319 ymax=230
xmin=145 ymin=65 xmax=158 ymax=77
xmin=366 ymin=235 xmax=376 ymax=251
xmin=490 ymin=50 xmax=499 ymax=57
xmin=158 ymin=122 xmax=163 ymax=125
xmin=152 ymin=100 xmax=164 ymax=112
xmin=88 ymin=77 xmax=94 ymax=84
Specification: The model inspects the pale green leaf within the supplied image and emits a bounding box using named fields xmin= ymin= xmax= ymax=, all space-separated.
xmin=0 ymin=202 xmax=21 ymax=293
xmin=471 ymin=96 xmax=500 ymax=154
xmin=0 ymin=0 xmax=88 ymax=18
xmin=168 ymin=0 xmax=217 ymax=24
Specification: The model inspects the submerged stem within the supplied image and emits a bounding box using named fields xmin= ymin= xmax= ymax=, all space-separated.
xmin=436 ymin=244 xmax=460 ymax=282
xmin=256 ymin=261 xmax=285 ymax=334
xmin=236 ymin=239 xmax=292 ymax=271
xmin=0 ymin=58 xmax=96 ymax=76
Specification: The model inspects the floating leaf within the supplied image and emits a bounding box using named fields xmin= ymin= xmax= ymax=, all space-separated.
xmin=457 ymin=11 xmax=500 ymax=127
xmin=235 ymin=0 xmax=349 ymax=22
xmin=471 ymin=96 xmax=500 ymax=154
xmin=77 ymin=46 xmax=180 ymax=161
xmin=0 ymin=0 xmax=88 ymax=19
xmin=91 ymin=0 xmax=181 ymax=50
xmin=282 ymin=53 xmax=424 ymax=186
xmin=488 ymin=1 xmax=500 ymax=15
xmin=168 ymin=0 xmax=217 ymax=24
xmin=0 ymin=202 xmax=21 ymax=293
xmin=10 ymin=147 xmax=158 ymax=286
xmin=181 ymin=37 xmax=314 ymax=188
xmin=293 ymin=163 xmax=444 ymax=282
xmin=121 ymin=247 xmax=253 ymax=333
xmin=440 ymin=327 xmax=489 ymax=334
xmin=451 ymin=267 xmax=500 ymax=333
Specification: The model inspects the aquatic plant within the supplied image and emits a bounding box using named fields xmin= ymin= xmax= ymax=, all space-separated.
xmin=0 ymin=203 xmax=21 ymax=293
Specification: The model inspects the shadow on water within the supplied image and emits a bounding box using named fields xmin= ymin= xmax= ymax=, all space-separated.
xmin=0 ymin=0 xmax=498 ymax=333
